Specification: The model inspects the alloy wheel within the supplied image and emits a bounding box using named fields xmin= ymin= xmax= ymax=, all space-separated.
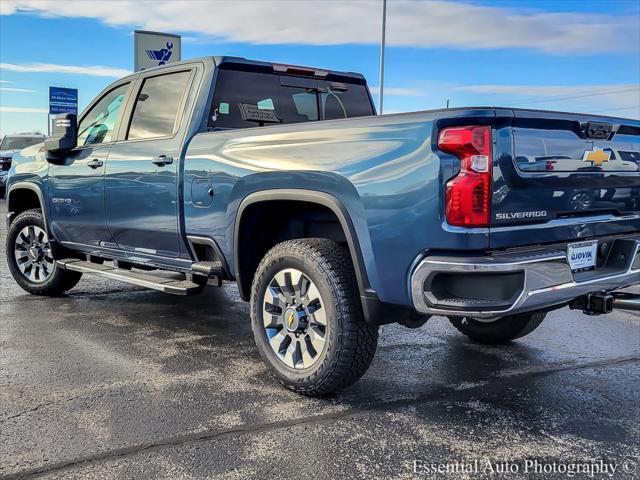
xmin=14 ymin=225 xmax=55 ymax=283
xmin=262 ymin=268 xmax=328 ymax=369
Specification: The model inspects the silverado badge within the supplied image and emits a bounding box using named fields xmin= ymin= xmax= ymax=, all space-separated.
xmin=582 ymin=147 xmax=611 ymax=166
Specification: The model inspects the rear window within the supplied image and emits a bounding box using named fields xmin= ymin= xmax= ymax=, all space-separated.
xmin=208 ymin=69 xmax=373 ymax=130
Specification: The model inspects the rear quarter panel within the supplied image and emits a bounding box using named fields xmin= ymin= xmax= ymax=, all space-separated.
xmin=184 ymin=109 xmax=496 ymax=305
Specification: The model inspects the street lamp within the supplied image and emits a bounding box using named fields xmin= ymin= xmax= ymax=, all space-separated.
xmin=378 ymin=0 xmax=387 ymax=115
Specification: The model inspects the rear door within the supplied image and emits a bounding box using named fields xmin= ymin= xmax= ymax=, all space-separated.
xmin=491 ymin=111 xmax=640 ymax=249
xmin=105 ymin=68 xmax=195 ymax=257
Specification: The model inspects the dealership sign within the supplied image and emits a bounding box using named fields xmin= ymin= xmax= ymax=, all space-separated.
xmin=49 ymin=87 xmax=78 ymax=115
xmin=134 ymin=30 xmax=181 ymax=72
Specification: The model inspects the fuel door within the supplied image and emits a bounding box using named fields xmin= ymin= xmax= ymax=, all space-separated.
xmin=191 ymin=177 xmax=213 ymax=208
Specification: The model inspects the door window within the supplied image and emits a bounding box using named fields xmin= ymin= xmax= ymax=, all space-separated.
xmin=127 ymin=71 xmax=191 ymax=140
xmin=77 ymin=83 xmax=129 ymax=146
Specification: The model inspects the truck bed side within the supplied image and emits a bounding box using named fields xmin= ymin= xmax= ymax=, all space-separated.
xmin=183 ymin=108 xmax=500 ymax=306
xmin=183 ymin=106 xmax=640 ymax=309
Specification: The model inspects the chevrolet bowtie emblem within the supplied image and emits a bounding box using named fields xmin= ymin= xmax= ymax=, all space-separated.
xmin=582 ymin=147 xmax=611 ymax=166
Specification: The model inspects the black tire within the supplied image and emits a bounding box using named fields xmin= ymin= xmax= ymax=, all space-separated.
xmin=6 ymin=209 xmax=82 ymax=296
xmin=250 ymin=238 xmax=378 ymax=396
xmin=449 ymin=311 xmax=546 ymax=345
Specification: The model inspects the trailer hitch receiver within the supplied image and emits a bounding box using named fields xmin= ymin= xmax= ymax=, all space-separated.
xmin=570 ymin=292 xmax=613 ymax=315
xmin=571 ymin=291 xmax=640 ymax=314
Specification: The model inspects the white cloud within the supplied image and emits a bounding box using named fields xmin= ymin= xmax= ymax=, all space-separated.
xmin=365 ymin=81 xmax=639 ymax=119
xmin=442 ymin=83 xmax=640 ymax=119
xmin=455 ymin=84 xmax=638 ymax=96
xmin=1 ymin=62 xmax=130 ymax=78
xmin=370 ymin=87 xmax=424 ymax=97
xmin=453 ymin=83 xmax=640 ymax=108
xmin=0 ymin=80 xmax=13 ymax=83
xmin=0 ymin=87 xmax=37 ymax=92
xmin=0 ymin=106 xmax=48 ymax=113
xmin=1 ymin=0 xmax=638 ymax=55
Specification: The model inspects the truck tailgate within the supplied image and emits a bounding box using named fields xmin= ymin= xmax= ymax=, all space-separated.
xmin=491 ymin=110 xmax=640 ymax=249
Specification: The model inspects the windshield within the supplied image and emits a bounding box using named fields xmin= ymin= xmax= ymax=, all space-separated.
xmin=0 ymin=136 xmax=44 ymax=150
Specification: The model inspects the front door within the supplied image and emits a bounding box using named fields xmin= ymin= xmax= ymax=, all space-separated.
xmin=105 ymin=69 xmax=193 ymax=258
xmin=48 ymin=82 xmax=131 ymax=247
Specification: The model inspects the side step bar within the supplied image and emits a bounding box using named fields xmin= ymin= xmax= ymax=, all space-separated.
xmin=58 ymin=259 xmax=204 ymax=295
xmin=191 ymin=261 xmax=224 ymax=277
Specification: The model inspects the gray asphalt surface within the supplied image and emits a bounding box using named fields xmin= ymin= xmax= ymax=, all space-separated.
xmin=1 ymin=199 xmax=639 ymax=479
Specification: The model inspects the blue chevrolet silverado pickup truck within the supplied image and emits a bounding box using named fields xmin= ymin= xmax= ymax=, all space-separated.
xmin=5 ymin=57 xmax=640 ymax=395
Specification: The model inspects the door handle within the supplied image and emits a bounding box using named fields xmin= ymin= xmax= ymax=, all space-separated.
xmin=87 ymin=158 xmax=103 ymax=169
xmin=152 ymin=155 xmax=174 ymax=166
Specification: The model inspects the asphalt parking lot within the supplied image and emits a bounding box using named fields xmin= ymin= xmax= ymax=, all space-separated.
xmin=0 ymin=199 xmax=639 ymax=479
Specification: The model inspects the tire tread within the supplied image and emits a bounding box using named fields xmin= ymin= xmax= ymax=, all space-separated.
xmin=251 ymin=238 xmax=378 ymax=396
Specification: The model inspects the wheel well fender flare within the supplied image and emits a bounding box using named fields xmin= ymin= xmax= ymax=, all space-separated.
xmin=7 ymin=182 xmax=48 ymax=232
xmin=233 ymin=189 xmax=374 ymax=301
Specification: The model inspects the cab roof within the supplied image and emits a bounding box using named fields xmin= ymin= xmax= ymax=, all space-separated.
xmin=132 ymin=56 xmax=368 ymax=85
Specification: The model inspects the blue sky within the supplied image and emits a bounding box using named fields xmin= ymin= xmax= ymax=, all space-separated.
xmin=1 ymin=0 xmax=639 ymax=136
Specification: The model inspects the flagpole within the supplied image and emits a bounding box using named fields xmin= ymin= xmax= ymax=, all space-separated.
xmin=378 ymin=0 xmax=387 ymax=115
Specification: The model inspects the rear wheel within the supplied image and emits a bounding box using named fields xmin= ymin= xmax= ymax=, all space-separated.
xmin=449 ymin=311 xmax=546 ymax=344
xmin=6 ymin=209 xmax=82 ymax=295
xmin=250 ymin=238 xmax=378 ymax=396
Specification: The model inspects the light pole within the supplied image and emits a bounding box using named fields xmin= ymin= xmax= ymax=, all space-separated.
xmin=378 ymin=0 xmax=387 ymax=115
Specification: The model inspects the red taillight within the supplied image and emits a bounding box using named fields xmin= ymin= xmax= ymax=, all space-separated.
xmin=438 ymin=125 xmax=492 ymax=227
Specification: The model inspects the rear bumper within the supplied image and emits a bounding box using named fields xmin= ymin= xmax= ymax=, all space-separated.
xmin=411 ymin=236 xmax=640 ymax=319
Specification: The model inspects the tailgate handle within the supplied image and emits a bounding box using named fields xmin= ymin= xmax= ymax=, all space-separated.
xmin=584 ymin=121 xmax=613 ymax=140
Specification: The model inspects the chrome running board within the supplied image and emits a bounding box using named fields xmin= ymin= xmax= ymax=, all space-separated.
xmin=57 ymin=259 xmax=203 ymax=295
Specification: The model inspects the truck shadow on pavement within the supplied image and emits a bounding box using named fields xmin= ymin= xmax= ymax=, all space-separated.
xmin=52 ymin=283 xmax=572 ymax=401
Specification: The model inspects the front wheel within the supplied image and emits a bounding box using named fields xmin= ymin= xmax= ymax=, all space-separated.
xmin=449 ymin=311 xmax=546 ymax=344
xmin=250 ymin=238 xmax=378 ymax=396
xmin=6 ymin=209 xmax=82 ymax=296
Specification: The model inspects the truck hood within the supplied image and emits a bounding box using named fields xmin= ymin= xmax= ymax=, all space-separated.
xmin=0 ymin=149 xmax=18 ymax=160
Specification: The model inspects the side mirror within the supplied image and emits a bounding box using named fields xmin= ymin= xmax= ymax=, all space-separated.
xmin=45 ymin=113 xmax=77 ymax=160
